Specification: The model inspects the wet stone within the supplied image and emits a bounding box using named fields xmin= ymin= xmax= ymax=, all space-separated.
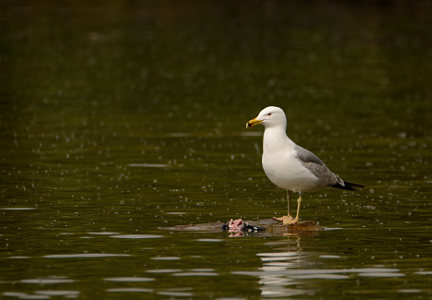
xmin=160 ymin=219 xmax=322 ymax=235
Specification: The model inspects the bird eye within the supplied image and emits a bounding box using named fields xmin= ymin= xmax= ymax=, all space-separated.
xmin=267 ymin=113 xmax=272 ymax=116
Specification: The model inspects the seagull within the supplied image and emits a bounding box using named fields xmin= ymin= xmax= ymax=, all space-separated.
xmin=246 ymin=106 xmax=363 ymax=225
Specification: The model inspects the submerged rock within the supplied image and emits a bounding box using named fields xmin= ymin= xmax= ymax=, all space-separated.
xmin=160 ymin=218 xmax=322 ymax=235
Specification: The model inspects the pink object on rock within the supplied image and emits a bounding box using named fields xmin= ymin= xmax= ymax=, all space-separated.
xmin=228 ymin=219 xmax=245 ymax=232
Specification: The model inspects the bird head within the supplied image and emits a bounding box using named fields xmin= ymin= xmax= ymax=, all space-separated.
xmin=246 ymin=106 xmax=287 ymax=129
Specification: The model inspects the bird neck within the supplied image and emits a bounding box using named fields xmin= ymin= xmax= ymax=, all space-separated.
xmin=263 ymin=126 xmax=295 ymax=154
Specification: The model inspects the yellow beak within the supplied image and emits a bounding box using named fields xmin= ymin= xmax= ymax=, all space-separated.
xmin=246 ymin=117 xmax=263 ymax=128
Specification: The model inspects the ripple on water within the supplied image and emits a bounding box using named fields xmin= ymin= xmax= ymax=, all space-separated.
xmin=157 ymin=291 xmax=194 ymax=297
xmin=128 ymin=163 xmax=169 ymax=168
xmin=324 ymin=227 xmax=343 ymax=231
xmin=291 ymin=274 xmax=349 ymax=280
xmin=264 ymin=262 xmax=295 ymax=267
xmin=233 ymin=266 xmax=404 ymax=279
xmin=87 ymin=232 xmax=120 ymax=235
xmin=416 ymin=271 xmax=432 ymax=275
xmin=357 ymin=272 xmax=405 ymax=278
xmin=257 ymin=252 xmax=298 ymax=257
xmin=173 ymin=272 xmax=218 ymax=277
xmin=3 ymin=292 xmax=49 ymax=299
xmin=21 ymin=278 xmax=74 ymax=284
xmin=261 ymin=288 xmax=307 ymax=298
xmin=196 ymin=238 xmax=223 ymax=242
xmin=351 ymin=268 xmax=400 ymax=273
xmin=146 ymin=269 xmax=182 ymax=273
xmin=36 ymin=290 xmax=80 ymax=297
xmin=43 ymin=253 xmax=130 ymax=258
xmin=151 ymin=256 xmax=180 ymax=261
xmin=110 ymin=234 xmax=163 ymax=239
xmin=0 ymin=207 xmax=36 ymax=211
xmin=319 ymin=255 xmax=341 ymax=259
xmin=107 ymin=288 xmax=153 ymax=293
xmin=398 ymin=289 xmax=422 ymax=293
xmin=104 ymin=277 xmax=154 ymax=282
xmin=257 ymin=252 xmax=298 ymax=262
xmin=3 ymin=292 xmax=27 ymax=297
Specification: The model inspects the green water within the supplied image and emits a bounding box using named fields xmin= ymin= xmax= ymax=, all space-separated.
xmin=1 ymin=1 xmax=431 ymax=299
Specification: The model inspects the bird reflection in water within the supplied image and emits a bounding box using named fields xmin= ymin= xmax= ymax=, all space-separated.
xmin=233 ymin=232 xmax=319 ymax=298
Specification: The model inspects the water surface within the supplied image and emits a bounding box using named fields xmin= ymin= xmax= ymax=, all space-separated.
xmin=1 ymin=1 xmax=431 ymax=299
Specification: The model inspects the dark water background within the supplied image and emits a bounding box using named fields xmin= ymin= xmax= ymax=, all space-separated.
xmin=1 ymin=1 xmax=431 ymax=299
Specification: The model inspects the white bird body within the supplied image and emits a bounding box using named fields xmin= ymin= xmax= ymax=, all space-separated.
xmin=262 ymin=126 xmax=320 ymax=193
xmin=246 ymin=106 xmax=363 ymax=225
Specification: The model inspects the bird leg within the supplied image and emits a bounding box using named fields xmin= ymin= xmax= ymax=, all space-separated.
xmin=293 ymin=194 xmax=302 ymax=223
xmin=273 ymin=193 xmax=302 ymax=225
xmin=286 ymin=190 xmax=291 ymax=217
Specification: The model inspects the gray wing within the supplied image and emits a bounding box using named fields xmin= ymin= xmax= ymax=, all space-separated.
xmin=294 ymin=144 xmax=342 ymax=186
xmin=294 ymin=144 xmax=324 ymax=166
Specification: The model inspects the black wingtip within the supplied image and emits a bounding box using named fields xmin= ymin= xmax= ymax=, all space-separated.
xmin=331 ymin=181 xmax=364 ymax=191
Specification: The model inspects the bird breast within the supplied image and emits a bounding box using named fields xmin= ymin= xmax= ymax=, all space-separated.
xmin=262 ymin=149 xmax=320 ymax=192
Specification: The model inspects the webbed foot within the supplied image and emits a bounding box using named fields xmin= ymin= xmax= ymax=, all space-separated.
xmin=273 ymin=215 xmax=299 ymax=225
